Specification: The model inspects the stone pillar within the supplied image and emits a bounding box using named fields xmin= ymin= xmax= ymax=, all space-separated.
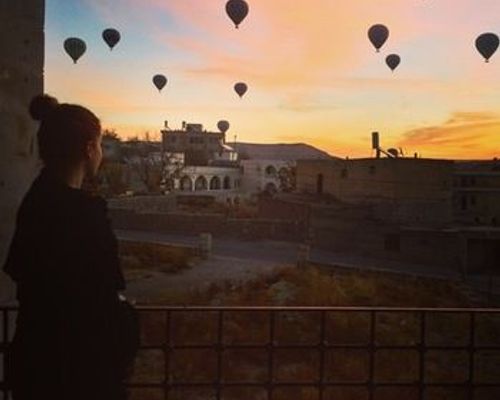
xmin=199 ymin=233 xmax=212 ymax=259
xmin=297 ymin=244 xmax=310 ymax=269
xmin=0 ymin=0 xmax=45 ymax=303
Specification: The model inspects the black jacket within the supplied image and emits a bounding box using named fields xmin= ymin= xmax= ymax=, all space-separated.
xmin=3 ymin=169 xmax=131 ymax=400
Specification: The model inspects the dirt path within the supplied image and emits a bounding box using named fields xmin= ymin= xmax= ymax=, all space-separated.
xmin=124 ymin=254 xmax=291 ymax=303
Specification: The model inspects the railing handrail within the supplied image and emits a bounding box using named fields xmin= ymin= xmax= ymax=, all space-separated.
xmin=1 ymin=304 xmax=500 ymax=312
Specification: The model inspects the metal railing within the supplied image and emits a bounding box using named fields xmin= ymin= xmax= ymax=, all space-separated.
xmin=1 ymin=306 xmax=500 ymax=400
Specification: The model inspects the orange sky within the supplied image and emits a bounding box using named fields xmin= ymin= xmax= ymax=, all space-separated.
xmin=45 ymin=0 xmax=500 ymax=159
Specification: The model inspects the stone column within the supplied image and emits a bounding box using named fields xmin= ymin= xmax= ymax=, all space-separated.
xmin=199 ymin=233 xmax=212 ymax=259
xmin=0 ymin=0 xmax=45 ymax=303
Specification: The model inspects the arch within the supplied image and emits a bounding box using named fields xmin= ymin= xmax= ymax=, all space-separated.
xmin=180 ymin=176 xmax=193 ymax=191
xmin=223 ymin=176 xmax=231 ymax=190
xmin=210 ymin=176 xmax=221 ymax=190
xmin=195 ymin=176 xmax=208 ymax=191
xmin=265 ymin=165 xmax=277 ymax=176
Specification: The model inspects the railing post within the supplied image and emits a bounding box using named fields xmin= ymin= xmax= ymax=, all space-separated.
xmin=216 ymin=310 xmax=224 ymax=400
xmin=164 ymin=310 xmax=171 ymax=400
xmin=368 ymin=310 xmax=376 ymax=400
xmin=1 ymin=309 xmax=9 ymax=400
xmin=468 ymin=312 xmax=476 ymax=400
xmin=318 ymin=310 xmax=326 ymax=400
xmin=268 ymin=311 xmax=275 ymax=400
xmin=418 ymin=311 xmax=427 ymax=400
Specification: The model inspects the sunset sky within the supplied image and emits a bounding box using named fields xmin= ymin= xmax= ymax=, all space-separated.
xmin=45 ymin=0 xmax=500 ymax=159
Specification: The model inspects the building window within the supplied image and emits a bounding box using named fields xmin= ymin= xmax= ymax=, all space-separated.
xmin=461 ymin=196 xmax=467 ymax=211
xmin=223 ymin=176 xmax=231 ymax=189
xmin=470 ymin=195 xmax=477 ymax=207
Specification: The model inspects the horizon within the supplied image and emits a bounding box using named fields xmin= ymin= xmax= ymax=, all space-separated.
xmin=46 ymin=0 xmax=500 ymax=160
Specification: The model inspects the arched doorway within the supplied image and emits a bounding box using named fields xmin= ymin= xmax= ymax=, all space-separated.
xmin=180 ymin=176 xmax=193 ymax=191
xmin=195 ymin=176 xmax=208 ymax=191
xmin=210 ymin=176 xmax=221 ymax=190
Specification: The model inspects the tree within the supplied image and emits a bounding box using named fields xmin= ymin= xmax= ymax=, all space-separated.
xmin=102 ymin=129 xmax=119 ymax=140
xmin=124 ymin=131 xmax=181 ymax=194
xmin=99 ymin=162 xmax=127 ymax=196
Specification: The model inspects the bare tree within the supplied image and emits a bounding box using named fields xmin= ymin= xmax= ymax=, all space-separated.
xmin=123 ymin=131 xmax=182 ymax=194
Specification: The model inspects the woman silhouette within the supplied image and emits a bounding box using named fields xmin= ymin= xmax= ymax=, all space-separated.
xmin=3 ymin=95 xmax=138 ymax=400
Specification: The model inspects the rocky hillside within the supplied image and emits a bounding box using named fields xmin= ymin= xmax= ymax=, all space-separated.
xmin=232 ymin=142 xmax=335 ymax=161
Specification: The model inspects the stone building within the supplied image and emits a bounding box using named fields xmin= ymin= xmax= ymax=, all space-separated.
xmin=171 ymin=165 xmax=242 ymax=204
xmin=453 ymin=160 xmax=500 ymax=226
xmin=0 ymin=0 xmax=45 ymax=302
xmin=296 ymin=158 xmax=454 ymax=226
xmin=161 ymin=122 xmax=226 ymax=166
xmin=240 ymin=160 xmax=295 ymax=199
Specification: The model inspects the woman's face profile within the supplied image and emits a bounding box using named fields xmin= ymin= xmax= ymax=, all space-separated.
xmin=86 ymin=133 xmax=103 ymax=177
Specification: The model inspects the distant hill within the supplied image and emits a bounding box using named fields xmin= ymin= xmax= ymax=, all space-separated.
xmin=232 ymin=142 xmax=335 ymax=161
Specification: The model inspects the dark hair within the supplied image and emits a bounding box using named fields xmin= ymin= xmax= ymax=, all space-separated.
xmin=30 ymin=95 xmax=101 ymax=169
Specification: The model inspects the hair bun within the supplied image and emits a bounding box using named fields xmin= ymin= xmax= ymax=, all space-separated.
xmin=29 ymin=94 xmax=59 ymax=121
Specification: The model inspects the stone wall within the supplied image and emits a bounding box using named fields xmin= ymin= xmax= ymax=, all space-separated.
xmin=109 ymin=209 xmax=306 ymax=242
xmin=108 ymin=195 xmax=177 ymax=214
xmin=0 ymin=0 xmax=44 ymax=303
xmin=257 ymin=196 xmax=310 ymax=222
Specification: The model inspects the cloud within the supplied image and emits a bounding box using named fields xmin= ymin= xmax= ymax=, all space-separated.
xmin=134 ymin=1 xmax=413 ymax=87
xmin=398 ymin=112 xmax=500 ymax=158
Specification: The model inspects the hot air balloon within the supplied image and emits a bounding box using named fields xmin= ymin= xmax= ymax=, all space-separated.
xmin=64 ymin=38 xmax=87 ymax=64
xmin=153 ymin=75 xmax=167 ymax=92
xmin=386 ymin=54 xmax=401 ymax=72
xmin=476 ymin=33 xmax=500 ymax=63
xmin=368 ymin=24 xmax=389 ymax=52
xmin=217 ymin=120 xmax=230 ymax=134
xmin=102 ymin=28 xmax=121 ymax=50
xmin=234 ymin=82 xmax=248 ymax=98
xmin=226 ymin=0 xmax=249 ymax=29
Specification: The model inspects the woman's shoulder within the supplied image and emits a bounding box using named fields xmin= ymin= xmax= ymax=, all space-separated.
xmin=19 ymin=172 xmax=109 ymax=224
xmin=67 ymin=191 xmax=109 ymax=225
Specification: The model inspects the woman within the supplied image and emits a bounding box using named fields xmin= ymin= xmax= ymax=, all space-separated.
xmin=3 ymin=95 xmax=139 ymax=400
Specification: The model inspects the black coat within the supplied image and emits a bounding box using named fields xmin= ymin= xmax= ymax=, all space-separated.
xmin=3 ymin=169 xmax=133 ymax=400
